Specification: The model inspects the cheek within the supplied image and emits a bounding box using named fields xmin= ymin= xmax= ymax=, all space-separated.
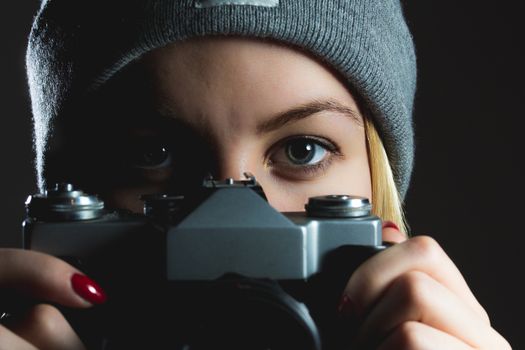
xmin=260 ymin=157 xmax=372 ymax=212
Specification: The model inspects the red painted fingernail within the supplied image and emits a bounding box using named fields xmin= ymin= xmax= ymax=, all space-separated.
xmin=382 ymin=220 xmax=400 ymax=231
xmin=71 ymin=273 xmax=107 ymax=305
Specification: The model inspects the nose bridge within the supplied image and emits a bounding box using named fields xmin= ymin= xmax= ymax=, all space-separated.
xmin=214 ymin=149 xmax=248 ymax=181
xmin=211 ymin=142 xmax=254 ymax=181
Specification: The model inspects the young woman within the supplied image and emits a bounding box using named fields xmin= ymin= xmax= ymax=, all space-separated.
xmin=0 ymin=0 xmax=511 ymax=349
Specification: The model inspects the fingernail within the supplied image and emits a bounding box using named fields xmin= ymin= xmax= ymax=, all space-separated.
xmin=382 ymin=220 xmax=400 ymax=231
xmin=71 ymin=273 xmax=107 ymax=305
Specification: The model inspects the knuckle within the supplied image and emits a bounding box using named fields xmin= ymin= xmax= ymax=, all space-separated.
xmin=392 ymin=321 xmax=425 ymax=349
xmin=501 ymin=339 xmax=513 ymax=350
xmin=478 ymin=305 xmax=491 ymax=326
xmin=25 ymin=304 xmax=66 ymax=339
xmin=406 ymin=235 xmax=444 ymax=262
xmin=392 ymin=271 xmax=432 ymax=309
xmin=489 ymin=330 xmax=513 ymax=350
xmin=503 ymin=339 xmax=513 ymax=350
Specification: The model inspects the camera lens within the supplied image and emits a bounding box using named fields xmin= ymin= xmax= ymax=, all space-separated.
xmin=181 ymin=275 xmax=322 ymax=350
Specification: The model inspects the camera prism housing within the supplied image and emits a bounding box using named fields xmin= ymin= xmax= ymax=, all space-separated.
xmin=22 ymin=177 xmax=387 ymax=350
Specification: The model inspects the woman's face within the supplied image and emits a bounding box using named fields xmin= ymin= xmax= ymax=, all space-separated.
xmin=99 ymin=37 xmax=371 ymax=212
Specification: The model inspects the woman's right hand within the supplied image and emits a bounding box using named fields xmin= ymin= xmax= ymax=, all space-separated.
xmin=0 ymin=248 xmax=106 ymax=350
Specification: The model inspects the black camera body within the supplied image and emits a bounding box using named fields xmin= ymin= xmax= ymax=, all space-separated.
xmin=23 ymin=176 xmax=387 ymax=350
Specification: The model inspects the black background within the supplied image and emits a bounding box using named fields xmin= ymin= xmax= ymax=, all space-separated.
xmin=1 ymin=1 xmax=522 ymax=348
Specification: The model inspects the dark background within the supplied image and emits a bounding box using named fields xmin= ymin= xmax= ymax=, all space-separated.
xmin=1 ymin=1 xmax=522 ymax=348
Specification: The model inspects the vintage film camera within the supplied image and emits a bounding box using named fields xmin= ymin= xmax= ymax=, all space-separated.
xmin=23 ymin=174 xmax=388 ymax=350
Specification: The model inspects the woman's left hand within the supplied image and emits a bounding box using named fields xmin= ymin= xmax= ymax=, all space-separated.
xmin=340 ymin=225 xmax=512 ymax=349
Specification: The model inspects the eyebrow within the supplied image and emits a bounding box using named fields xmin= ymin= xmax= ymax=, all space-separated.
xmin=256 ymin=99 xmax=362 ymax=135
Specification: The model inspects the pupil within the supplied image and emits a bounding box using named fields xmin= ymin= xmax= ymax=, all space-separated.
xmin=142 ymin=147 xmax=168 ymax=166
xmin=287 ymin=140 xmax=315 ymax=164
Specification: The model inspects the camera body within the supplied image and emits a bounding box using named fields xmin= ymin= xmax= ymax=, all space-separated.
xmin=23 ymin=176 xmax=386 ymax=350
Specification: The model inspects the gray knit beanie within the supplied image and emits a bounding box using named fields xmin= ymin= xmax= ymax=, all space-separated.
xmin=26 ymin=0 xmax=417 ymax=197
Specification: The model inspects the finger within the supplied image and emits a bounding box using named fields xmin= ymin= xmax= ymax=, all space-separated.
xmin=381 ymin=222 xmax=407 ymax=244
xmin=357 ymin=271 xmax=496 ymax=348
xmin=8 ymin=304 xmax=86 ymax=350
xmin=0 ymin=325 xmax=39 ymax=350
xmin=343 ymin=236 xmax=489 ymax=323
xmin=0 ymin=249 xmax=106 ymax=308
xmin=376 ymin=321 xmax=472 ymax=350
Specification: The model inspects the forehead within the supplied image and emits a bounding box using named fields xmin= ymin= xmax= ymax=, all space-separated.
xmin=136 ymin=37 xmax=363 ymax=126
xmin=142 ymin=36 xmax=352 ymax=90
xmin=85 ymin=36 xmax=364 ymax=138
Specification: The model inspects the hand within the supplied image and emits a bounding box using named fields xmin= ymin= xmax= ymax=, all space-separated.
xmin=0 ymin=248 xmax=106 ymax=350
xmin=338 ymin=225 xmax=512 ymax=349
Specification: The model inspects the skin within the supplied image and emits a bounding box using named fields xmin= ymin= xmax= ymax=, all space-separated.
xmin=0 ymin=37 xmax=511 ymax=349
xmin=99 ymin=37 xmax=372 ymax=213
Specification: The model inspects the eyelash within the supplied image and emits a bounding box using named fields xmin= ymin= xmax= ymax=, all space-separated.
xmin=125 ymin=134 xmax=342 ymax=183
xmin=266 ymin=135 xmax=342 ymax=177
xmin=124 ymin=138 xmax=173 ymax=170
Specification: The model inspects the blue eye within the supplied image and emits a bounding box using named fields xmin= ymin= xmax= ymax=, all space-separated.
xmin=285 ymin=138 xmax=327 ymax=165
xmin=268 ymin=136 xmax=339 ymax=176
